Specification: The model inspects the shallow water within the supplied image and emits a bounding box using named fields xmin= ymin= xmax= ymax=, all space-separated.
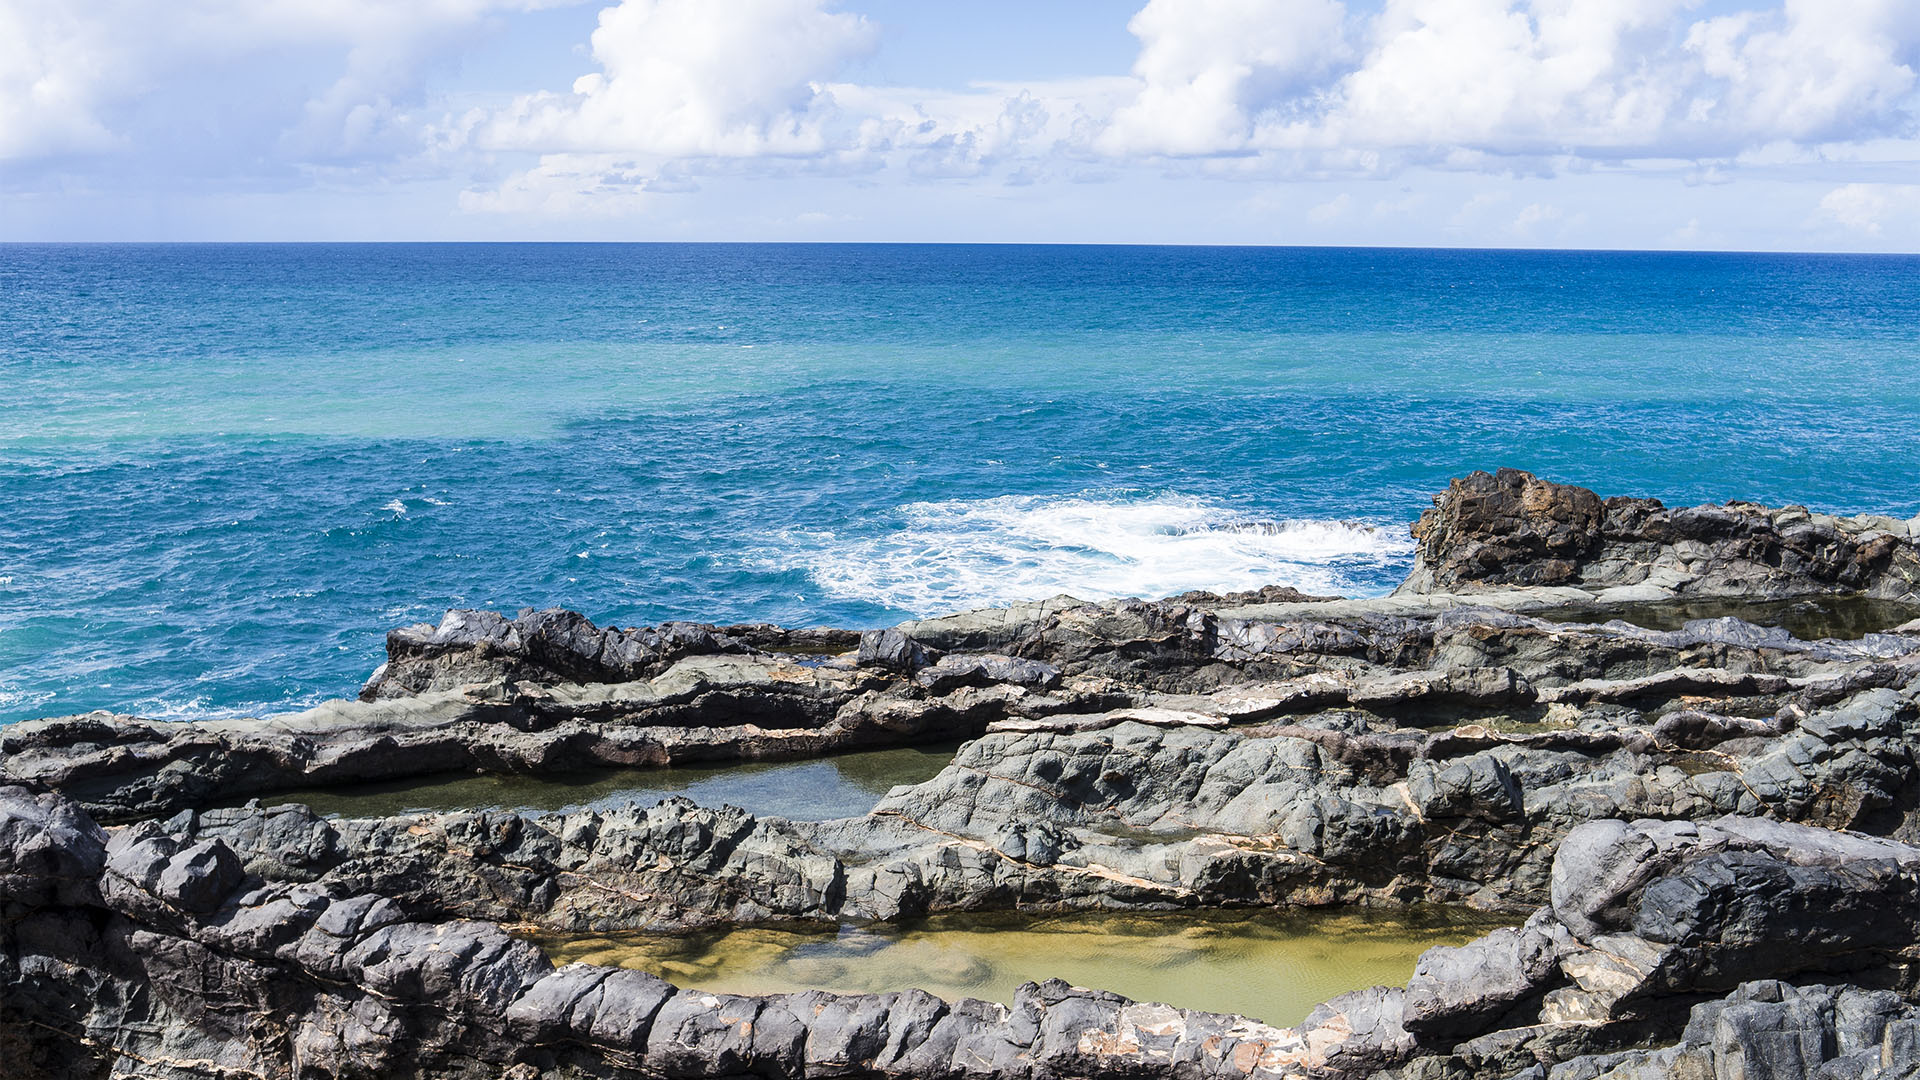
xmin=538 ymin=907 xmax=1506 ymax=1027
xmin=260 ymin=743 xmax=959 ymax=820
xmin=1535 ymin=594 xmax=1920 ymax=641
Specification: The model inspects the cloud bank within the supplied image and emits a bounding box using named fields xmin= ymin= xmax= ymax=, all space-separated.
xmin=462 ymin=0 xmax=1920 ymax=216
xmin=2 ymin=0 xmax=1918 ymax=243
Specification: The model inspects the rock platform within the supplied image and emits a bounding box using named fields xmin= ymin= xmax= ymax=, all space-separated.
xmin=6 ymin=470 xmax=1920 ymax=1079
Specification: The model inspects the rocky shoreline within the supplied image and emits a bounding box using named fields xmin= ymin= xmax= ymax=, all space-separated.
xmin=6 ymin=469 xmax=1920 ymax=1079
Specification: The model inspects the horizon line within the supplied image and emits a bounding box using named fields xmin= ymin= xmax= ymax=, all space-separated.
xmin=3 ymin=239 xmax=1918 ymax=258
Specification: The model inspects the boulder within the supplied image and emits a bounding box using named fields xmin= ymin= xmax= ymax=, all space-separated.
xmin=1400 ymin=469 xmax=1920 ymax=603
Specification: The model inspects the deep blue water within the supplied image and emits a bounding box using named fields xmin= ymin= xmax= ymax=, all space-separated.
xmin=4 ymin=243 xmax=1919 ymax=724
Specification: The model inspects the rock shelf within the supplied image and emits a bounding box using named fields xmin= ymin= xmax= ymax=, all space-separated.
xmin=6 ymin=469 xmax=1920 ymax=1080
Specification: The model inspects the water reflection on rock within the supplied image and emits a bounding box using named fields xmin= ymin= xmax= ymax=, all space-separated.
xmin=259 ymin=743 xmax=960 ymax=820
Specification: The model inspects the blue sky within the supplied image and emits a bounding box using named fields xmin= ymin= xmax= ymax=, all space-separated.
xmin=4 ymin=0 xmax=1919 ymax=248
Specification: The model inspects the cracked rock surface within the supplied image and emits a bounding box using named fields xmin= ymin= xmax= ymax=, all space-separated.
xmin=9 ymin=782 xmax=1920 ymax=1080
xmin=8 ymin=471 xmax=1920 ymax=1079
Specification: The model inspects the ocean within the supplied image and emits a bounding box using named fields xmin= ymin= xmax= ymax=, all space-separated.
xmin=3 ymin=243 xmax=1918 ymax=725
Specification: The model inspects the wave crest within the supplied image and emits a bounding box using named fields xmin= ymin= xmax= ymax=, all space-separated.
xmin=771 ymin=492 xmax=1414 ymax=616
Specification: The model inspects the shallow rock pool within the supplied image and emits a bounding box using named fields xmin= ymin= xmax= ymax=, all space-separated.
xmin=258 ymin=742 xmax=960 ymax=820
xmin=537 ymin=907 xmax=1507 ymax=1027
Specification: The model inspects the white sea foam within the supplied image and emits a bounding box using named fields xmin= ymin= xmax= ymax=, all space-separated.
xmin=0 ymin=686 xmax=55 ymax=713
xmin=120 ymin=692 xmax=331 ymax=724
xmin=773 ymin=492 xmax=1415 ymax=616
xmin=381 ymin=499 xmax=407 ymax=514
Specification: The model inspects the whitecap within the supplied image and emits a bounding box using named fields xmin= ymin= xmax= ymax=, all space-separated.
xmin=764 ymin=491 xmax=1415 ymax=616
xmin=119 ymin=693 xmax=330 ymax=724
xmin=0 ymin=685 xmax=56 ymax=713
xmin=381 ymin=499 xmax=406 ymax=514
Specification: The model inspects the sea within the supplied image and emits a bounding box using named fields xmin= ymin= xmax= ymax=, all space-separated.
xmin=3 ymin=243 xmax=1918 ymax=725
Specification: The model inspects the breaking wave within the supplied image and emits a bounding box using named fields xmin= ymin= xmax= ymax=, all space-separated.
xmin=773 ymin=492 xmax=1415 ymax=616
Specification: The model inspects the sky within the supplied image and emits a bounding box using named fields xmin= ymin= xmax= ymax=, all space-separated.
xmin=3 ymin=0 xmax=1920 ymax=249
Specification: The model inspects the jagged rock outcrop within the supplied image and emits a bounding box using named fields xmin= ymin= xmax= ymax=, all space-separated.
xmin=1518 ymin=981 xmax=1920 ymax=1080
xmin=8 ymin=600 xmax=1918 ymax=838
xmin=359 ymin=606 xmax=862 ymax=700
xmin=71 ymin=659 xmax=1910 ymax=935
xmin=1401 ymin=468 xmax=1920 ymax=602
xmin=10 ymin=473 xmax=1920 ymax=826
xmin=9 ymin=777 xmax=1920 ymax=1080
xmin=8 ymin=472 xmax=1920 ymax=1080
xmin=1307 ymin=816 xmax=1920 ymax=1080
xmin=0 ymin=642 xmax=1046 ymax=823
xmin=0 ymin=784 xmax=1385 ymax=1080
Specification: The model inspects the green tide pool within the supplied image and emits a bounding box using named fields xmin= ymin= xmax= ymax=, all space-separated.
xmin=538 ymin=906 xmax=1507 ymax=1027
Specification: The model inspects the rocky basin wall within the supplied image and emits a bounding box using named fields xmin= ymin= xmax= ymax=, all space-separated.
xmin=7 ymin=781 xmax=1920 ymax=1080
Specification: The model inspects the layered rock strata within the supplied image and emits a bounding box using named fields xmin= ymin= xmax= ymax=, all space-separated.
xmin=1399 ymin=468 xmax=1920 ymax=602
xmin=7 ymin=471 xmax=1920 ymax=1079
xmin=9 ymin=593 xmax=1920 ymax=830
xmin=8 ymin=780 xmax=1920 ymax=1080
xmin=59 ymin=641 xmax=1914 ymax=936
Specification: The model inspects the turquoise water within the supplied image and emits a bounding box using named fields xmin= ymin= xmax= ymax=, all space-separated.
xmin=4 ymin=244 xmax=1919 ymax=723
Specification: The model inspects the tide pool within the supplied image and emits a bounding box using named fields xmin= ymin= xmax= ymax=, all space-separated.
xmin=537 ymin=907 xmax=1507 ymax=1027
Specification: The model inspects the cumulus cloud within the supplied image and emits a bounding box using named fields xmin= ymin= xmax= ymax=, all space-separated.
xmin=478 ymin=0 xmax=876 ymax=157
xmin=6 ymin=0 xmax=1920 ymax=229
xmin=0 ymin=0 xmax=553 ymax=163
xmin=1686 ymin=1 xmax=1920 ymax=147
xmin=468 ymin=57 xmax=1133 ymax=207
xmin=1015 ymin=0 xmax=1913 ymax=176
xmin=1307 ymin=0 xmax=1689 ymax=156
xmin=1815 ymin=182 xmax=1920 ymax=235
xmin=506 ymin=0 xmax=1920 ymax=207
xmin=455 ymin=151 xmax=660 ymax=215
xmin=1097 ymin=0 xmax=1350 ymax=156
xmin=1512 ymin=201 xmax=1563 ymax=233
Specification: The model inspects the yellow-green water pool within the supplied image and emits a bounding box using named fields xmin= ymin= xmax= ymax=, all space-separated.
xmin=538 ymin=906 xmax=1505 ymax=1027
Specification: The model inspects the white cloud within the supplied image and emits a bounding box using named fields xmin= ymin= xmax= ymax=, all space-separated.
xmin=458 ymin=152 xmax=657 ymax=215
xmin=1097 ymin=0 xmax=1350 ymax=156
xmin=1686 ymin=1 xmax=1920 ymax=147
xmin=0 ymin=0 xmax=555 ymax=163
xmin=1098 ymin=0 xmax=1920 ymax=164
xmin=6 ymin=0 xmax=1920 ymax=236
xmin=1307 ymin=192 xmax=1351 ymax=222
xmin=469 ymin=68 xmax=1132 ymax=207
xmin=478 ymin=0 xmax=876 ymax=157
xmin=1511 ymin=200 xmax=1563 ymax=233
xmin=1306 ymin=0 xmax=1689 ymax=156
xmin=1814 ymin=182 xmax=1920 ymax=235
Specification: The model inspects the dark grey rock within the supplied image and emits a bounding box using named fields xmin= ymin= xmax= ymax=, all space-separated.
xmin=1401 ymin=469 xmax=1920 ymax=602
xmin=9 ymin=473 xmax=1920 ymax=1080
xmin=858 ymin=626 xmax=941 ymax=671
